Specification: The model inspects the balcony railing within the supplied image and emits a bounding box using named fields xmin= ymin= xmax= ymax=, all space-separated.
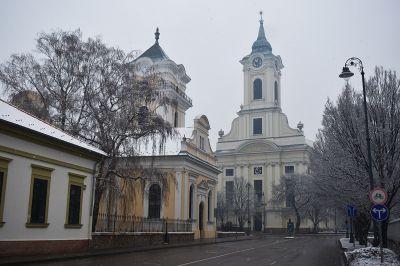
xmin=95 ymin=213 xmax=194 ymax=233
xmin=159 ymin=80 xmax=192 ymax=105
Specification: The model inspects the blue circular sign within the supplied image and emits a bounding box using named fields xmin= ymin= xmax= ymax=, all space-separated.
xmin=370 ymin=204 xmax=389 ymax=221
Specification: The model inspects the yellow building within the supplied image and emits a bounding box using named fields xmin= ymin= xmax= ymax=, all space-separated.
xmin=95 ymin=29 xmax=220 ymax=241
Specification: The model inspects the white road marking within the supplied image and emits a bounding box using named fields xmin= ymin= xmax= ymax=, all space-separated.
xmin=177 ymin=240 xmax=289 ymax=266
xmin=270 ymin=261 xmax=277 ymax=265
xmin=176 ymin=247 xmax=256 ymax=266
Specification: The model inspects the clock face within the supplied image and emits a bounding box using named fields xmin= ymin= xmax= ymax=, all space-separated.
xmin=254 ymin=166 xmax=262 ymax=175
xmin=252 ymin=57 xmax=263 ymax=68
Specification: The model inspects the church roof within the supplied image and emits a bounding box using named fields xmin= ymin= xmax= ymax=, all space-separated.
xmin=136 ymin=28 xmax=170 ymax=61
xmin=251 ymin=17 xmax=272 ymax=54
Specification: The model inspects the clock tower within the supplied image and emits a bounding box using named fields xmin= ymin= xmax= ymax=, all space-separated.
xmin=216 ymin=14 xmax=315 ymax=232
xmin=240 ymin=14 xmax=283 ymax=110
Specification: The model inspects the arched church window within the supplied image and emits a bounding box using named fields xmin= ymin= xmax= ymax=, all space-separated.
xmin=148 ymin=184 xmax=161 ymax=219
xmin=208 ymin=190 xmax=212 ymax=221
xmin=253 ymin=79 xmax=262 ymax=100
xmin=174 ymin=111 xmax=178 ymax=127
xmin=274 ymin=81 xmax=279 ymax=102
xmin=189 ymin=184 xmax=194 ymax=219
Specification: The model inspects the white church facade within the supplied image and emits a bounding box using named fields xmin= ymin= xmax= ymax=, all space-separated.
xmin=215 ymin=17 xmax=314 ymax=232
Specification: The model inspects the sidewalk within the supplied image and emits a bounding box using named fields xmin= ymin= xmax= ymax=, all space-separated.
xmin=0 ymin=235 xmax=253 ymax=265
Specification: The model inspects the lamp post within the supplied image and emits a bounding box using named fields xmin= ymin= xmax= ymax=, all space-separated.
xmin=262 ymin=192 xmax=266 ymax=233
xmin=339 ymin=57 xmax=374 ymax=190
xmin=339 ymin=57 xmax=377 ymax=243
xmin=246 ymin=182 xmax=251 ymax=235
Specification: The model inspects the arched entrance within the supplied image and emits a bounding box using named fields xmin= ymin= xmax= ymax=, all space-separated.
xmin=199 ymin=202 xmax=204 ymax=238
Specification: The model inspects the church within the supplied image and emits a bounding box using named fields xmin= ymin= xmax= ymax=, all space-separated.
xmin=215 ymin=16 xmax=313 ymax=232
xmin=95 ymin=29 xmax=220 ymax=241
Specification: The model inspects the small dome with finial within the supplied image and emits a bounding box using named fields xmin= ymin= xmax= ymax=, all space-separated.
xmin=135 ymin=27 xmax=170 ymax=61
xmin=218 ymin=129 xmax=224 ymax=137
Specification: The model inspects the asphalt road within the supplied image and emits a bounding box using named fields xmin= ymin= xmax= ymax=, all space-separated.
xmin=37 ymin=235 xmax=343 ymax=266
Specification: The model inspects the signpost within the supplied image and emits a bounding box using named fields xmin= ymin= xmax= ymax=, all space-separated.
xmin=369 ymin=188 xmax=389 ymax=263
xmin=347 ymin=205 xmax=357 ymax=244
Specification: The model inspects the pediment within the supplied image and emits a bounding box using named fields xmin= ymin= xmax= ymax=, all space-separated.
xmin=238 ymin=141 xmax=278 ymax=153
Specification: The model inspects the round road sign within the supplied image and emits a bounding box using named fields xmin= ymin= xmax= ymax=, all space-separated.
xmin=370 ymin=204 xmax=389 ymax=221
xmin=369 ymin=188 xmax=388 ymax=205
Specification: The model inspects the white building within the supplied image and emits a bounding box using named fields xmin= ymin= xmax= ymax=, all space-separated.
xmin=132 ymin=28 xmax=192 ymax=128
xmin=0 ymin=100 xmax=106 ymax=257
xmin=215 ymin=17 xmax=313 ymax=232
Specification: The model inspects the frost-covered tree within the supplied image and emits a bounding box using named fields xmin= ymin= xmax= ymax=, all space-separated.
xmin=311 ymin=67 xmax=400 ymax=247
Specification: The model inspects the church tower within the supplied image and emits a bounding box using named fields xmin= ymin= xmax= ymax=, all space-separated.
xmin=215 ymin=14 xmax=313 ymax=232
xmin=240 ymin=13 xmax=283 ymax=111
xmin=131 ymin=28 xmax=192 ymax=128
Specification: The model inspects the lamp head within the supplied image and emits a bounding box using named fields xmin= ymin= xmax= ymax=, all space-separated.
xmin=339 ymin=66 xmax=354 ymax=82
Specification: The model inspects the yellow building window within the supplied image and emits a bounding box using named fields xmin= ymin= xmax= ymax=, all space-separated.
xmin=26 ymin=164 xmax=54 ymax=228
xmin=0 ymin=157 xmax=12 ymax=227
xmin=65 ymin=173 xmax=86 ymax=228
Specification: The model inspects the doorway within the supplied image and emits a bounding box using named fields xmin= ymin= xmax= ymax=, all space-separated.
xmin=254 ymin=212 xmax=262 ymax=231
xmin=199 ymin=202 xmax=204 ymax=237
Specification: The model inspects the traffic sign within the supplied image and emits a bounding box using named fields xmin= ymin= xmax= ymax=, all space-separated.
xmin=370 ymin=204 xmax=389 ymax=221
xmin=369 ymin=188 xmax=388 ymax=205
xmin=347 ymin=205 xmax=357 ymax=217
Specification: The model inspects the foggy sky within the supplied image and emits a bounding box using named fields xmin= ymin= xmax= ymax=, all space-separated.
xmin=0 ymin=0 xmax=399 ymax=148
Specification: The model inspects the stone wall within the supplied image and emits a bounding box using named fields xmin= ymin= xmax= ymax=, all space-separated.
xmin=91 ymin=232 xmax=194 ymax=250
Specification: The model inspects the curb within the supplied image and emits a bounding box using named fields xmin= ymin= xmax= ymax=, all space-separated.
xmin=338 ymin=239 xmax=349 ymax=266
xmin=0 ymin=236 xmax=253 ymax=265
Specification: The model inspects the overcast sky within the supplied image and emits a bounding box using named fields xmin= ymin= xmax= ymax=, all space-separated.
xmin=1 ymin=0 xmax=399 ymax=148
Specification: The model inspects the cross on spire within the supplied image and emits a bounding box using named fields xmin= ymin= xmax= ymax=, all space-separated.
xmin=155 ymin=27 xmax=160 ymax=44
xmin=259 ymin=11 xmax=263 ymax=23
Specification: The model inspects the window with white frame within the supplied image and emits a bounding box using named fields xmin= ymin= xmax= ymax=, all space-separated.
xmin=225 ymin=168 xmax=234 ymax=176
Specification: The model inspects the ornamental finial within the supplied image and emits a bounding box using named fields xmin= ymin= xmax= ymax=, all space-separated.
xmin=155 ymin=27 xmax=160 ymax=44
xmin=259 ymin=11 xmax=263 ymax=23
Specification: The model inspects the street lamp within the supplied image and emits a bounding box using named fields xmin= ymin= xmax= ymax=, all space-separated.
xmin=339 ymin=57 xmax=374 ymax=191
xmin=262 ymin=192 xmax=266 ymax=233
xmin=246 ymin=182 xmax=251 ymax=235
xmin=339 ymin=57 xmax=377 ymax=244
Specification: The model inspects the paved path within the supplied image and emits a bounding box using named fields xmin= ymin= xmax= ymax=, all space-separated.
xmin=35 ymin=235 xmax=343 ymax=266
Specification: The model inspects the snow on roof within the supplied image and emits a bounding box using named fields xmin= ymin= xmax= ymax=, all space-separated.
xmin=0 ymin=100 xmax=107 ymax=156
xmin=134 ymin=127 xmax=194 ymax=156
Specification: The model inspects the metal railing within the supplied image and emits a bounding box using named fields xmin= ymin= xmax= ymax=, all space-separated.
xmin=95 ymin=213 xmax=195 ymax=233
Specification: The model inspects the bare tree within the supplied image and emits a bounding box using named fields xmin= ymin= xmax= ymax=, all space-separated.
xmin=0 ymin=29 xmax=175 ymax=230
xmin=272 ymin=174 xmax=312 ymax=232
xmin=230 ymin=177 xmax=254 ymax=230
xmin=311 ymin=67 xmax=400 ymax=247
xmin=216 ymin=191 xmax=228 ymax=229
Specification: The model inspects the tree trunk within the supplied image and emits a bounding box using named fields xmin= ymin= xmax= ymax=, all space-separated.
xmin=91 ymin=186 xmax=103 ymax=232
xmin=294 ymin=206 xmax=301 ymax=233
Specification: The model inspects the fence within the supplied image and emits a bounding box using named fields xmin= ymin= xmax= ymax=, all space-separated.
xmin=95 ymin=213 xmax=194 ymax=233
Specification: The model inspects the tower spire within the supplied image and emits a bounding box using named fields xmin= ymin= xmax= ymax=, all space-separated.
xmin=251 ymin=12 xmax=272 ymax=54
xmin=155 ymin=27 xmax=160 ymax=44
